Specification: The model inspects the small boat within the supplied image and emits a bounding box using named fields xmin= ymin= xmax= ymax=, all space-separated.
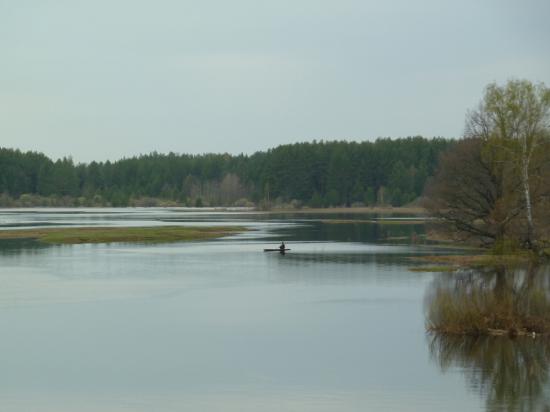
xmin=263 ymin=248 xmax=291 ymax=252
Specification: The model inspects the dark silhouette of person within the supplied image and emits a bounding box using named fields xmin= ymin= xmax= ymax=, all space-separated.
xmin=279 ymin=241 xmax=285 ymax=254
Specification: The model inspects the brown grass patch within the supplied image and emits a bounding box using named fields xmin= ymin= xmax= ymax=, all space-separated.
xmin=427 ymin=286 xmax=550 ymax=337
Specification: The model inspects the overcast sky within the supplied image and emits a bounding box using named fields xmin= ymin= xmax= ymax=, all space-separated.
xmin=1 ymin=0 xmax=549 ymax=162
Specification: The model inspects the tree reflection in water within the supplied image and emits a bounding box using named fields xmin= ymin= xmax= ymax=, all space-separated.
xmin=429 ymin=335 xmax=550 ymax=411
xmin=427 ymin=265 xmax=550 ymax=411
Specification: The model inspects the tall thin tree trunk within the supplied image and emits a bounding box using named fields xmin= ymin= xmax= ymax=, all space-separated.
xmin=521 ymin=155 xmax=535 ymax=248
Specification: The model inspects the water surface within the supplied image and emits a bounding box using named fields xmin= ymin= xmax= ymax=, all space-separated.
xmin=0 ymin=208 xmax=545 ymax=411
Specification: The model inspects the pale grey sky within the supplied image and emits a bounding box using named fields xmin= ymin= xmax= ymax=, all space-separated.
xmin=1 ymin=0 xmax=549 ymax=162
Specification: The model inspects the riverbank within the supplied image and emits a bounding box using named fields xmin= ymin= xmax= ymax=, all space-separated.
xmin=268 ymin=206 xmax=427 ymax=215
xmin=0 ymin=226 xmax=244 ymax=245
xmin=0 ymin=204 xmax=427 ymax=215
xmin=321 ymin=218 xmax=427 ymax=224
xmin=409 ymin=253 xmax=532 ymax=272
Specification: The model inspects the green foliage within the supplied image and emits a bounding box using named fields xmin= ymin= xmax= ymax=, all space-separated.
xmin=491 ymin=238 xmax=522 ymax=255
xmin=324 ymin=189 xmax=340 ymax=207
xmin=308 ymin=192 xmax=323 ymax=208
xmin=364 ymin=187 xmax=376 ymax=206
xmin=0 ymin=137 xmax=451 ymax=207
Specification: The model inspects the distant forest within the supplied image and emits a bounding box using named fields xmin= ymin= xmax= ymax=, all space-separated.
xmin=0 ymin=137 xmax=452 ymax=208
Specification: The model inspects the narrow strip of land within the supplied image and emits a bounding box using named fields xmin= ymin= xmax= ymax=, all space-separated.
xmin=320 ymin=218 xmax=427 ymax=224
xmin=409 ymin=253 xmax=533 ymax=270
xmin=0 ymin=226 xmax=244 ymax=245
xmin=267 ymin=206 xmax=426 ymax=215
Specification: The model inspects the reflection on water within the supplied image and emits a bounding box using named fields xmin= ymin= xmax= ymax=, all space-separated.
xmin=429 ymin=335 xmax=550 ymax=412
xmin=0 ymin=238 xmax=49 ymax=256
xmin=2 ymin=208 xmax=548 ymax=411
xmin=427 ymin=265 xmax=550 ymax=411
xmin=276 ymin=219 xmax=425 ymax=244
xmin=0 ymin=208 xmax=427 ymax=244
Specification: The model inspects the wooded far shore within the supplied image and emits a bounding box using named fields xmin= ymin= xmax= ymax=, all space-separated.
xmin=0 ymin=137 xmax=450 ymax=209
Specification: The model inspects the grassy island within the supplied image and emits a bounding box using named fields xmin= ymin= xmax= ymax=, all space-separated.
xmin=0 ymin=226 xmax=244 ymax=245
xmin=427 ymin=288 xmax=550 ymax=338
xmin=426 ymin=264 xmax=550 ymax=338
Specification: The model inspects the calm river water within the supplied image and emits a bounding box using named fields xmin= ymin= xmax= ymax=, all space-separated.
xmin=0 ymin=208 xmax=547 ymax=411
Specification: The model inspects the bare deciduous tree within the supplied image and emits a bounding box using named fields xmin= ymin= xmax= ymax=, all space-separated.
xmin=424 ymin=138 xmax=522 ymax=245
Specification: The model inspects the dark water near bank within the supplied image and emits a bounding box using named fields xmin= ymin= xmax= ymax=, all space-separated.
xmin=0 ymin=208 xmax=547 ymax=411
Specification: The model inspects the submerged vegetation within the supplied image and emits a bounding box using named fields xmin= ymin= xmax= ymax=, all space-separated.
xmin=426 ymin=265 xmax=550 ymax=337
xmin=0 ymin=226 xmax=243 ymax=245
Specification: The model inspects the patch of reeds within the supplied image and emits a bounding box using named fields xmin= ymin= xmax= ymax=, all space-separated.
xmin=427 ymin=278 xmax=550 ymax=336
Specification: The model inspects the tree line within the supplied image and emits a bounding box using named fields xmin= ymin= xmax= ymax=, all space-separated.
xmin=0 ymin=137 xmax=451 ymax=208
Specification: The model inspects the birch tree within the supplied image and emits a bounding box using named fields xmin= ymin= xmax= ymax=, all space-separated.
xmin=466 ymin=80 xmax=550 ymax=249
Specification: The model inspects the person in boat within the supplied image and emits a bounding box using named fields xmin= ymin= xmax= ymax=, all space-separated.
xmin=279 ymin=241 xmax=285 ymax=252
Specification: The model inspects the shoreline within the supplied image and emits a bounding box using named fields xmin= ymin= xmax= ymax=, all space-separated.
xmin=427 ymin=327 xmax=547 ymax=338
xmin=407 ymin=253 xmax=533 ymax=273
xmin=265 ymin=206 xmax=427 ymax=215
xmin=0 ymin=205 xmax=428 ymax=215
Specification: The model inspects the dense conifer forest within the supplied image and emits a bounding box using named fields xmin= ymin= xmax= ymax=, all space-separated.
xmin=0 ymin=137 xmax=451 ymax=207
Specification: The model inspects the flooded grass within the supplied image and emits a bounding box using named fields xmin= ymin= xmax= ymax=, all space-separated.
xmin=427 ymin=288 xmax=550 ymax=337
xmin=0 ymin=226 xmax=244 ymax=245
xmin=426 ymin=266 xmax=550 ymax=337
xmin=408 ymin=265 xmax=457 ymax=273
xmin=412 ymin=253 xmax=532 ymax=268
